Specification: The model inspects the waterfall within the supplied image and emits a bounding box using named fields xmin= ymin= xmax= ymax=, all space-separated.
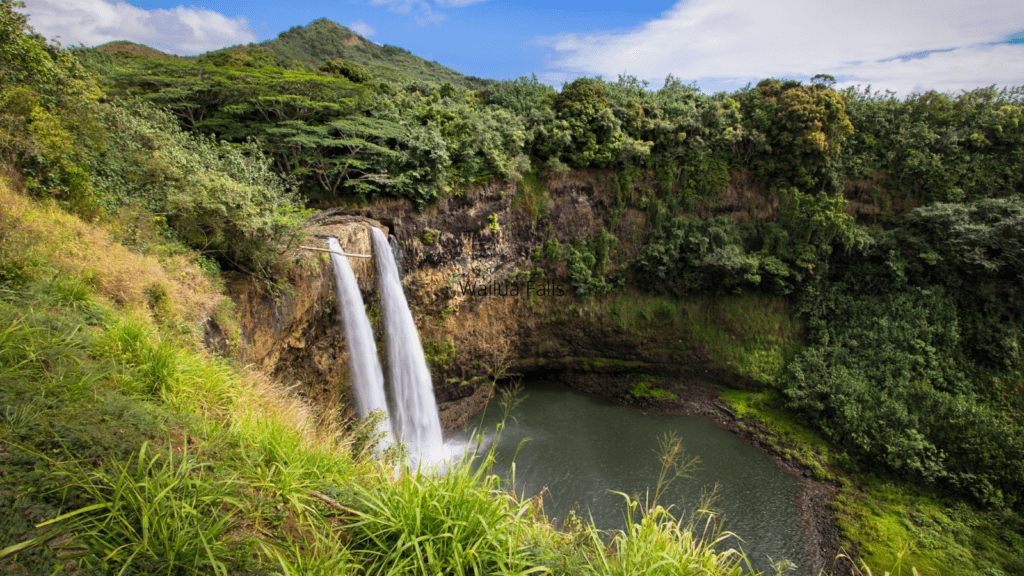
xmin=370 ymin=227 xmax=446 ymax=466
xmin=326 ymin=237 xmax=393 ymax=449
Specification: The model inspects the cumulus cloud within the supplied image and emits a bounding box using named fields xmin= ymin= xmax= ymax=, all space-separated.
xmin=350 ymin=20 xmax=376 ymax=37
xmin=19 ymin=0 xmax=255 ymax=55
xmin=536 ymin=0 xmax=1024 ymax=95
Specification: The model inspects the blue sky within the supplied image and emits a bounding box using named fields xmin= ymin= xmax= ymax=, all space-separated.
xmin=18 ymin=0 xmax=1024 ymax=96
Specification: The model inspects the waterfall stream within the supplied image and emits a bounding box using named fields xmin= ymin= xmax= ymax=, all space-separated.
xmin=326 ymin=237 xmax=393 ymax=449
xmin=370 ymin=228 xmax=446 ymax=467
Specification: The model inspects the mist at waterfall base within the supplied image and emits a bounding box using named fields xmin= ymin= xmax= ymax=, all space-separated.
xmin=461 ymin=381 xmax=807 ymax=574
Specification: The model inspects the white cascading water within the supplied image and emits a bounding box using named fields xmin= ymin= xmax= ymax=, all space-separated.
xmin=370 ymin=227 xmax=446 ymax=466
xmin=326 ymin=237 xmax=393 ymax=449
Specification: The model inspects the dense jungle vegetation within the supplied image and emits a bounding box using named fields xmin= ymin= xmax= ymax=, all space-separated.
xmin=3 ymin=0 xmax=1024 ymax=571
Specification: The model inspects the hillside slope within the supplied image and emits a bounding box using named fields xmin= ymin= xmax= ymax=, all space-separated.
xmin=88 ymin=18 xmax=492 ymax=89
xmin=258 ymin=18 xmax=495 ymax=88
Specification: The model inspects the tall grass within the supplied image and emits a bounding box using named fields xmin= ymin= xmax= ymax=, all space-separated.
xmin=587 ymin=500 xmax=747 ymax=576
xmin=0 ymin=176 xmax=221 ymax=326
xmin=585 ymin=432 xmax=750 ymax=576
xmin=350 ymin=462 xmax=540 ymax=576
xmin=47 ymin=443 xmax=244 ymax=576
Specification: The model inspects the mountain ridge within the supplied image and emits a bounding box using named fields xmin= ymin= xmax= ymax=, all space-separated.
xmin=89 ymin=17 xmax=493 ymax=89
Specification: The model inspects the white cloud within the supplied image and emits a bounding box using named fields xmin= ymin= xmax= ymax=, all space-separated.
xmin=370 ymin=0 xmax=444 ymax=24
xmin=834 ymin=44 xmax=1024 ymax=96
xmin=535 ymin=0 xmax=1024 ymax=95
xmin=19 ymin=0 xmax=255 ymax=54
xmin=350 ymin=20 xmax=376 ymax=37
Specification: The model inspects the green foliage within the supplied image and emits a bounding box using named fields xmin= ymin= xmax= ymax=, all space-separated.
xmin=421 ymin=334 xmax=455 ymax=372
xmin=69 ymin=21 xmax=1024 ymax=228
xmin=483 ymin=74 xmax=556 ymax=116
xmin=86 ymin=56 xmax=374 ymax=197
xmin=319 ymin=57 xmax=373 ymax=83
xmin=737 ymin=78 xmax=853 ymax=191
xmin=566 ymin=244 xmax=606 ymax=297
xmin=0 ymin=1 xmax=99 ymax=106
xmin=633 ymin=190 xmax=861 ymax=295
xmin=560 ymin=229 xmax=620 ymax=297
xmin=554 ymin=78 xmax=626 ymax=168
xmin=784 ymin=202 xmax=1024 ymax=507
xmin=379 ymin=86 xmax=529 ymax=193
xmin=488 ymin=213 xmax=501 ymax=234
xmin=632 ymin=216 xmax=763 ymax=294
xmin=538 ymin=238 xmax=563 ymax=262
xmin=87 ymin=100 xmax=309 ymax=274
xmin=894 ymin=197 xmax=1024 ymax=373
xmin=763 ymin=188 xmax=860 ymax=273
xmin=0 ymin=0 xmax=104 ymax=217
xmin=609 ymin=75 xmax=743 ymax=201
xmin=421 ymin=227 xmax=440 ymax=245
xmin=1 ymin=4 xmax=307 ymax=278
xmin=838 ymin=86 xmax=1024 ymax=209
xmin=83 ymin=48 xmax=528 ymax=207
xmin=629 ymin=380 xmax=677 ymax=400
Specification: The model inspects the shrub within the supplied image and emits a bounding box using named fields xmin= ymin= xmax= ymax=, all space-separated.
xmin=89 ymin=100 xmax=310 ymax=275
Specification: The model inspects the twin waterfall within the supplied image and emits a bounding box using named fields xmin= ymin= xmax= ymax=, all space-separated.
xmin=327 ymin=229 xmax=446 ymax=467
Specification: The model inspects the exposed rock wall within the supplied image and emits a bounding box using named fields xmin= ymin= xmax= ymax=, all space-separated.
xmin=225 ymin=216 xmax=385 ymax=409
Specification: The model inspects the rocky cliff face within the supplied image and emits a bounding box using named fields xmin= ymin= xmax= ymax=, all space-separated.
xmin=223 ymin=216 xmax=383 ymax=410
xmin=223 ymin=170 xmax=775 ymax=432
